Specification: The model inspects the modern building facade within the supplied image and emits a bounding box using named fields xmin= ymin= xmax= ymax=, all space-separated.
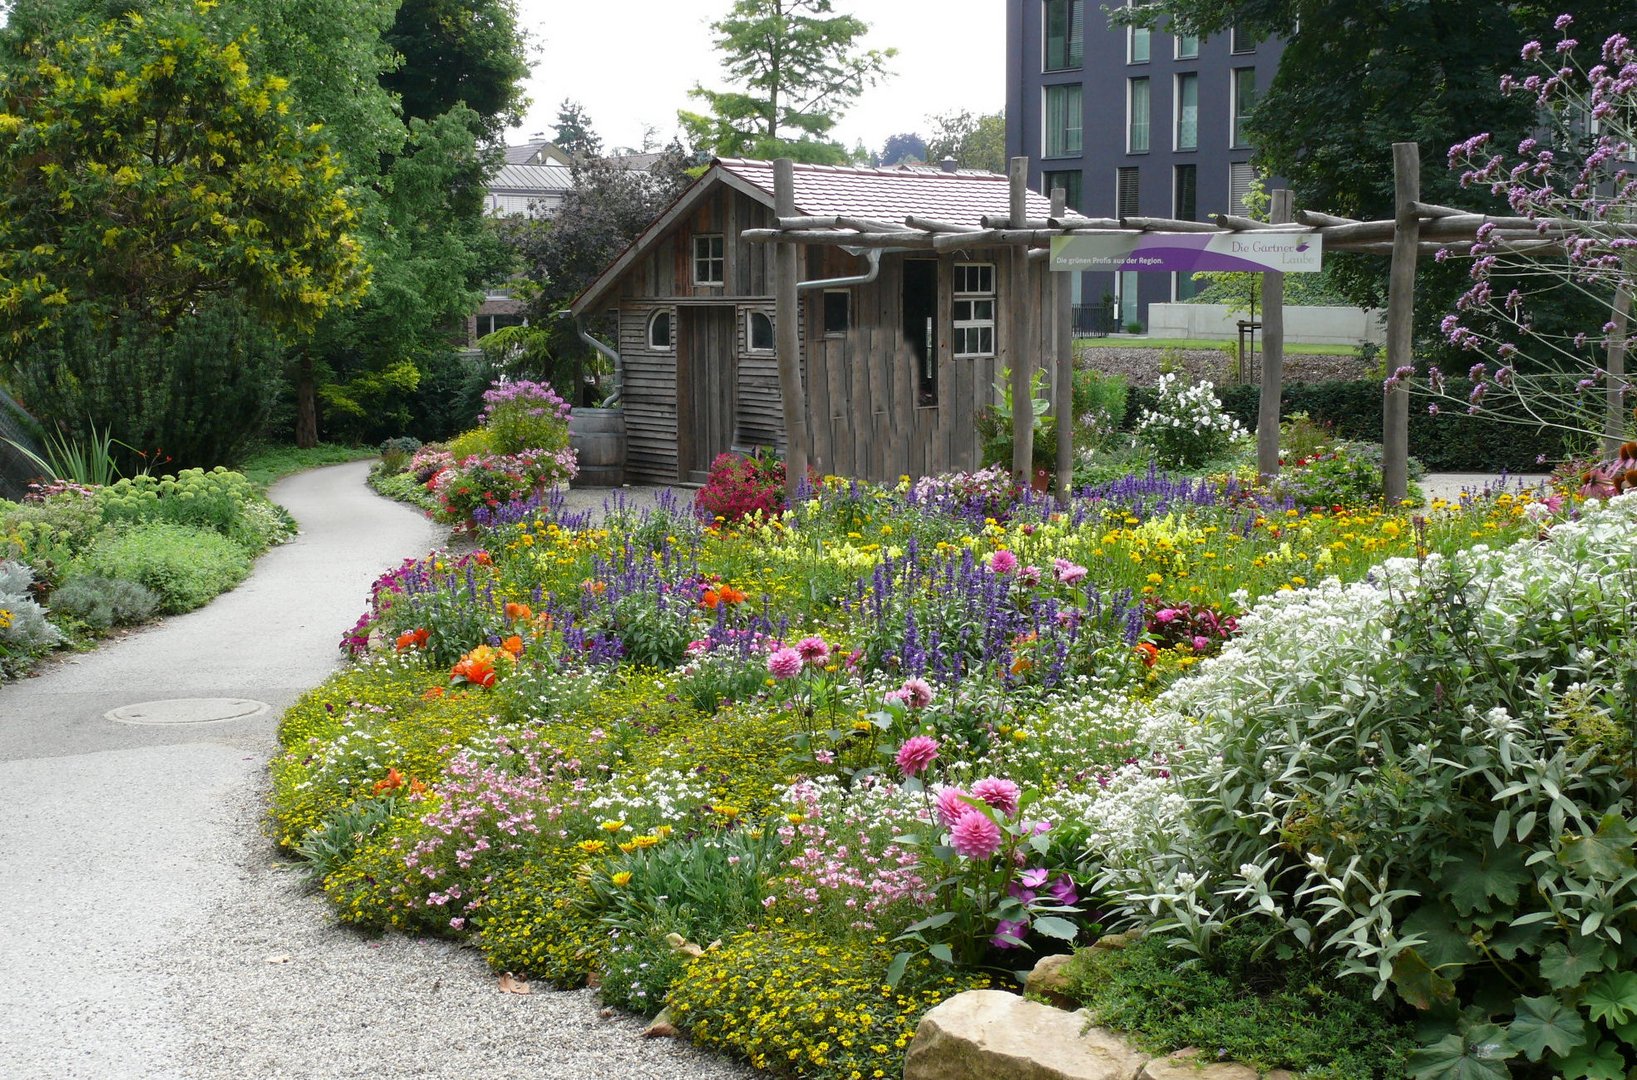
xmin=1005 ymin=0 xmax=1285 ymax=328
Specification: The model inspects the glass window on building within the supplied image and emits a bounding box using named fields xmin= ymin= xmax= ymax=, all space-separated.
xmin=1116 ymin=166 xmax=1140 ymax=219
xmin=1175 ymin=73 xmax=1198 ymax=151
xmin=1044 ymin=83 xmax=1083 ymax=158
xmin=1042 ymin=169 xmax=1083 ymax=213
xmin=693 ymin=234 xmax=725 ymax=285
xmin=1232 ymin=67 xmax=1258 ymax=148
xmin=952 ymin=263 xmax=997 ymax=358
xmin=1174 ymin=164 xmax=1197 ymax=221
xmin=1117 ymin=270 xmax=1141 ymax=329
xmin=1175 ymin=33 xmax=1199 ymax=59
xmin=1127 ymin=77 xmax=1150 ymax=154
xmin=1044 ymin=0 xmax=1083 ymax=71
xmin=1230 ymin=23 xmax=1256 ymax=53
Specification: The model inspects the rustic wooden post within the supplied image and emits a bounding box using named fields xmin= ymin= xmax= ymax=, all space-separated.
xmin=1256 ymin=189 xmax=1292 ymax=480
xmin=1051 ymin=187 xmax=1074 ymax=505
xmin=1383 ymin=142 xmax=1419 ymax=505
xmin=1605 ymin=255 xmax=1632 ymax=457
xmin=1009 ymin=157 xmax=1035 ymax=487
xmin=774 ymin=159 xmax=810 ymax=498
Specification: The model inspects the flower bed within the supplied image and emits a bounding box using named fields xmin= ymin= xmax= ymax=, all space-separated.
xmin=275 ymin=464 xmax=1600 ymax=1079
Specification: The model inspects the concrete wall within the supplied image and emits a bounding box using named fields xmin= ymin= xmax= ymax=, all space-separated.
xmin=1145 ymin=303 xmax=1385 ymax=347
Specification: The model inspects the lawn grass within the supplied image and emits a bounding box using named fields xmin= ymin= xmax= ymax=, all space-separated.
xmin=1078 ymin=336 xmax=1362 ymax=356
xmin=236 ymin=443 xmax=377 ymax=488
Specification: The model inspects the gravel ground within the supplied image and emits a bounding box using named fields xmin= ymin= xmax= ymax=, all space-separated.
xmin=0 ymin=463 xmax=748 ymax=1080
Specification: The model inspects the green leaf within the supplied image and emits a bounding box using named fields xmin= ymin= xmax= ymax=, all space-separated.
xmin=900 ymin=911 xmax=958 ymax=935
xmin=1557 ymin=1039 xmax=1627 ymax=1080
xmin=1402 ymin=904 xmax=1479 ymax=971
xmin=1559 ymin=814 xmax=1637 ymax=882
xmin=1507 ymin=995 xmax=1588 ymax=1062
xmin=1407 ymin=1029 xmax=1515 ymax=1080
xmin=1582 ymin=971 xmax=1637 ymax=1026
xmin=1444 ymin=846 xmax=1531 ymax=917
xmin=926 ymin=943 xmax=953 ymax=964
xmin=1031 ymin=916 xmax=1079 ymax=941
xmin=885 ymin=950 xmax=910 ymax=988
xmin=1538 ymin=939 xmax=1607 ymax=991
xmin=1393 ymin=948 xmax=1458 ymax=1011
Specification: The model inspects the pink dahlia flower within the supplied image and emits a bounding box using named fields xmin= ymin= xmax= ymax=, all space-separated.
xmin=989 ymin=549 xmax=1018 ymax=575
xmin=970 ymin=777 xmax=1021 ymax=817
xmin=767 ymin=647 xmax=804 ymax=680
xmin=897 ymin=677 xmax=934 ymax=710
xmin=935 ymin=786 xmax=972 ymax=827
xmin=895 ymin=735 xmax=940 ymax=777
xmin=1053 ymin=558 xmax=1088 ymax=585
xmin=795 ymin=635 xmax=831 ymax=665
xmin=950 ymin=809 xmax=1004 ymax=859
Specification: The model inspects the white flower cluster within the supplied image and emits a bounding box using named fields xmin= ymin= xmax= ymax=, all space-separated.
xmin=1135 ymin=373 xmax=1247 ymax=468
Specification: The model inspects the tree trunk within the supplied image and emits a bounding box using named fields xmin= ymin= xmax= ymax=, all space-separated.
xmin=295 ymin=351 xmax=319 ymax=449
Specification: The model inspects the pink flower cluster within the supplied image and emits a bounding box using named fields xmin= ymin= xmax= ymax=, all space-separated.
xmin=774 ymin=781 xmax=933 ymax=930
xmin=884 ymin=676 xmax=934 ymax=710
xmin=768 ymin=636 xmax=835 ymax=679
xmin=933 ymin=776 xmax=1030 ymax=860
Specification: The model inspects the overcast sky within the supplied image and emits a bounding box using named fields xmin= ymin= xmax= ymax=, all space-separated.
xmin=507 ymin=0 xmax=1006 ymax=156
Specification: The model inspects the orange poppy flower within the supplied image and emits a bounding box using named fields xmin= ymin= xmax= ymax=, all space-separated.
xmin=423 ymin=686 xmax=446 ymax=700
xmin=701 ymin=588 xmax=721 ymax=610
xmin=372 ymin=767 xmax=405 ymax=795
xmin=505 ymin=602 xmax=532 ymax=621
xmin=500 ymin=635 xmax=524 ymax=658
xmin=471 ymin=551 xmax=492 ymax=566
xmin=718 ymin=585 xmax=747 ymax=605
xmin=1134 ymin=642 xmax=1160 ymax=667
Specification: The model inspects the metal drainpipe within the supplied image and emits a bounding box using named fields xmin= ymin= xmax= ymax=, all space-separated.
xmin=570 ymin=314 xmax=623 ymax=407
xmin=796 ymin=247 xmax=884 ymax=291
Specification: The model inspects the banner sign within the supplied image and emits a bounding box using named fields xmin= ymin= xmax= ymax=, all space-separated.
xmin=1050 ymin=232 xmax=1323 ymax=273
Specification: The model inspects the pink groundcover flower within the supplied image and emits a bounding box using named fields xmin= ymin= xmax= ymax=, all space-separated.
xmin=949 ymin=809 xmax=1003 ymax=859
xmin=767 ymin=647 xmax=804 ymax=680
xmin=895 ymin=735 xmax=940 ymax=777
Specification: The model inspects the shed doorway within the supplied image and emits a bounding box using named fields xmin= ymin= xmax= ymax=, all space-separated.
xmin=902 ymin=260 xmax=939 ymax=406
xmin=676 ymin=305 xmax=737 ymax=484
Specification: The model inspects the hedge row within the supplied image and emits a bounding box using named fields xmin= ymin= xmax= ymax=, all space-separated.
xmin=1125 ymin=379 xmax=1567 ymax=472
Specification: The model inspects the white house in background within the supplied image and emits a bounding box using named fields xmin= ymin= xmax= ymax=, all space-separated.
xmin=471 ymin=147 xmax=577 ymax=344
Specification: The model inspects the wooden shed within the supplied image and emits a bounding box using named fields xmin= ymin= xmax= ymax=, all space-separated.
xmin=570 ymin=158 xmax=1057 ymax=485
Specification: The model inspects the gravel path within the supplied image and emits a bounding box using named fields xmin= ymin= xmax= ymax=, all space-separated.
xmin=0 ymin=462 xmax=748 ymax=1080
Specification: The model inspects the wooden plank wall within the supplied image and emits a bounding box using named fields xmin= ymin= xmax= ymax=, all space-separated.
xmin=618 ymin=306 xmax=680 ymax=483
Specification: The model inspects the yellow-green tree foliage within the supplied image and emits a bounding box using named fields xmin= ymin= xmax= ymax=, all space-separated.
xmin=0 ymin=3 xmax=367 ymax=357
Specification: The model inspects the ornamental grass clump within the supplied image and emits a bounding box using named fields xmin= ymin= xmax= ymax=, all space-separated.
xmin=1091 ymin=490 xmax=1637 ymax=1079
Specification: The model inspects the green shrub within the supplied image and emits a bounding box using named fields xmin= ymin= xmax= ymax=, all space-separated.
xmin=477 ymin=379 xmax=572 ymax=457
xmin=0 ymin=490 xmax=104 ymax=587
xmin=1061 ymin=931 xmax=1415 ymax=1079
xmin=376 ymin=436 xmax=422 ymax=475
xmin=445 ymin=428 xmax=492 ymax=463
xmin=8 ymin=300 xmax=283 ymax=471
xmin=48 ymin=574 xmax=159 ymax=630
xmin=78 ymin=523 xmax=250 ymax=614
xmin=1072 ymin=369 xmax=1128 ymax=451
xmin=599 ymin=921 xmax=694 ymax=1018
xmin=475 ymin=853 xmax=606 ymax=986
xmin=367 ymin=467 xmax=441 ymax=512
xmin=1134 ymin=373 xmax=1246 ymax=469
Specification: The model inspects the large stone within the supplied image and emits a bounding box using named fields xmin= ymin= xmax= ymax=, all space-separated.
xmin=1026 ymin=953 xmax=1077 ymax=1008
xmin=1138 ymin=1053 xmax=1260 ymax=1080
xmin=903 ymin=989 xmax=1149 ymax=1080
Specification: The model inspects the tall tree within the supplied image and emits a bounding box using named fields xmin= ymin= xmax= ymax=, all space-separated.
xmin=381 ymin=0 xmax=529 ymax=143
xmin=678 ymin=0 xmax=895 ymax=164
xmin=925 ymin=109 xmax=1006 ymax=172
xmin=0 ymin=4 xmax=367 ymax=354
xmin=553 ymin=98 xmax=602 ymax=161
xmin=879 ymin=131 xmax=926 ymax=166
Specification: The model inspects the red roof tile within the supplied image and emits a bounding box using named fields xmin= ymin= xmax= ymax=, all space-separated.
xmin=717 ymin=158 xmax=1055 ymax=226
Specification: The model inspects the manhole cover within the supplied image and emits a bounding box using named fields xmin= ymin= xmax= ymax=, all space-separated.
xmin=106 ymin=698 xmax=271 ymax=726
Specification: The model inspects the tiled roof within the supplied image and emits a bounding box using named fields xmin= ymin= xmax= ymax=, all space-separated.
xmin=489 ymin=162 xmax=574 ymax=194
xmin=717 ymin=158 xmax=1055 ymax=226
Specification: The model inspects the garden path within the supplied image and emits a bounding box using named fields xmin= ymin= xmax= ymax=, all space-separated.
xmin=0 ymin=461 xmax=748 ymax=1080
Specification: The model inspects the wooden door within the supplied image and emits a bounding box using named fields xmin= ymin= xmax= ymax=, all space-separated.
xmin=676 ymin=306 xmax=737 ymax=484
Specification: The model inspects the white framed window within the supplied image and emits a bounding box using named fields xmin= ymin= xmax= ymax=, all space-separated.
xmin=1127 ymin=0 xmax=1150 ymax=65
xmin=1230 ymin=23 xmax=1256 ymax=53
xmin=746 ymin=310 xmax=774 ymax=352
xmin=1231 ymin=67 xmax=1257 ymax=148
xmin=952 ymin=262 xmax=996 ymax=358
xmin=1127 ymin=77 xmax=1150 ymax=154
xmin=1043 ymin=83 xmax=1082 ymax=158
xmin=1229 ymin=162 xmax=1257 ymax=213
xmin=1043 ymin=0 xmax=1083 ymax=71
xmin=1175 ymin=72 xmax=1199 ymax=151
xmin=1175 ymin=33 xmax=1199 ymax=59
xmin=647 ymin=309 xmax=673 ymax=350
xmin=693 ymin=234 xmax=724 ymax=285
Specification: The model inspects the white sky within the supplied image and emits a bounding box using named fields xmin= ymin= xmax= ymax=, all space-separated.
xmin=508 ymin=0 xmax=1006 ymax=156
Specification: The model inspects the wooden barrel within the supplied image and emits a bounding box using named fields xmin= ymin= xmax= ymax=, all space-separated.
xmin=569 ymin=407 xmax=626 ymax=488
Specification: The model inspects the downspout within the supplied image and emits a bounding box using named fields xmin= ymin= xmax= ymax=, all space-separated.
xmin=569 ymin=312 xmax=623 ymax=407
xmin=796 ymin=247 xmax=884 ymax=291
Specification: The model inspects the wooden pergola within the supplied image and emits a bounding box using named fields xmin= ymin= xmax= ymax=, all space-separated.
xmin=750 ymin=146 xmax=1632 ymax=503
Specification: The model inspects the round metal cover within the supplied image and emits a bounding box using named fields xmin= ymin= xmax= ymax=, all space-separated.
xmin=105 ymin=698 xmax=271 ymax=726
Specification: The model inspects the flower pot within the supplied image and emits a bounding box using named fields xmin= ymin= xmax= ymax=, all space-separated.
xmin=568 ymin=407 xmax=625 ymax=488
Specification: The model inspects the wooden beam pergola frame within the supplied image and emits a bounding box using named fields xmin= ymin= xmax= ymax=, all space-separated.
xmin=756 ymin=149 xmax=1632 ymax=503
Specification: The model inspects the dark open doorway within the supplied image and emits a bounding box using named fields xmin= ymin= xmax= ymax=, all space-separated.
xmin=902 ymin=260 xmax=939 ymax=406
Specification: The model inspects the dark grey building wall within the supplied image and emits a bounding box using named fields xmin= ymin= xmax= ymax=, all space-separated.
xmin=1006 ymin=0 xmax=1285 ymax=327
